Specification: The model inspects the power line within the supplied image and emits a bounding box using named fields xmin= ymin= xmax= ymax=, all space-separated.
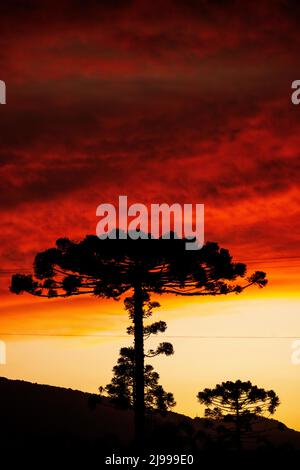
xmin=1 ymin=255 xmax=300 ymax=271
xmin=1 ymin=257 xmax=300 ymax=276
xmin=0 ymin=332 xmax=299 ymax=339
xmin=243 ymin=255 xmax=300 ymax=262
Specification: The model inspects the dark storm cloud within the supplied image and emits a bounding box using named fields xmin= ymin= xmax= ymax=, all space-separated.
xmin=0 ymin=0 xmax=299 ymax=273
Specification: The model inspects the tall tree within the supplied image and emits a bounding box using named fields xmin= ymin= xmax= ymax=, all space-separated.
xmin=10 ymin=234 xmax=267 ymax=445
xmin=197 ymin=380 xmax=280 ymax=450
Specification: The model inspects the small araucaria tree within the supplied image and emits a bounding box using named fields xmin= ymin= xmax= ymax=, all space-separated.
xmin=197 ymin=380 xmax=280 ymax=450
xmin=10 ymin=233 xmax=267 ymax=444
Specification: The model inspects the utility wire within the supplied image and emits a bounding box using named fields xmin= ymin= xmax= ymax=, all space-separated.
xmin=0 ymin=333 xmax=299 ymax=339
xmin=1 ymin=255 xmax=300 ymax=272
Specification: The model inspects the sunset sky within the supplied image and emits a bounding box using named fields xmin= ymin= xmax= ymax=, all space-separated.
xmin=0 ymin=0 xmax=300 ymax=430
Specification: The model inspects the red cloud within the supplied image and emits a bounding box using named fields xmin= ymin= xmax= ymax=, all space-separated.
xmin=0 ymin=0 xmax=299 ymax=303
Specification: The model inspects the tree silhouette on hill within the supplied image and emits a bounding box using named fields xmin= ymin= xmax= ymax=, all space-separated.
xmin=10 ymin=233 xmax=267 ymax=445
xmin=100 ymin=346 xmax=176 ymax=412
xmin=197 ymin=380 xmax=280 ymax=450
xmin=101 ymin=295 xmax=175 ymax=412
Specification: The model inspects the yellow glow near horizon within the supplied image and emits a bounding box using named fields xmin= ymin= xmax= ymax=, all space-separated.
xmin=1 ymin=292 xmax=300 ymax=431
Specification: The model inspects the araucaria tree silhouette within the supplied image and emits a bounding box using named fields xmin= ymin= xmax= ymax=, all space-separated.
xmin=197 ymin=380 xmax=280 ymax=450
xmin=10 ymin=233 xmax=267 ymax=445
xmin=101 ymin=296 xmax=175 ymax=412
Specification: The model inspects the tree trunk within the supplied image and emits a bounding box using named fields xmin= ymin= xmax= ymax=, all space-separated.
xmin=235 ymin=400 xmax=242 ymax=452
xmin=133 ymin=284 xmax=145 ymax=448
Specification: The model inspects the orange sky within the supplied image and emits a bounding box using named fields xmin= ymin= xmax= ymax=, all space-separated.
xmin=0 ymin=0 xmax=300 ymax=430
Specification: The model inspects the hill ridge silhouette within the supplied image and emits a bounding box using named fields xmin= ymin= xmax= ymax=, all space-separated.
xmin=1 ymin=376 xmax=300 ymax=455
